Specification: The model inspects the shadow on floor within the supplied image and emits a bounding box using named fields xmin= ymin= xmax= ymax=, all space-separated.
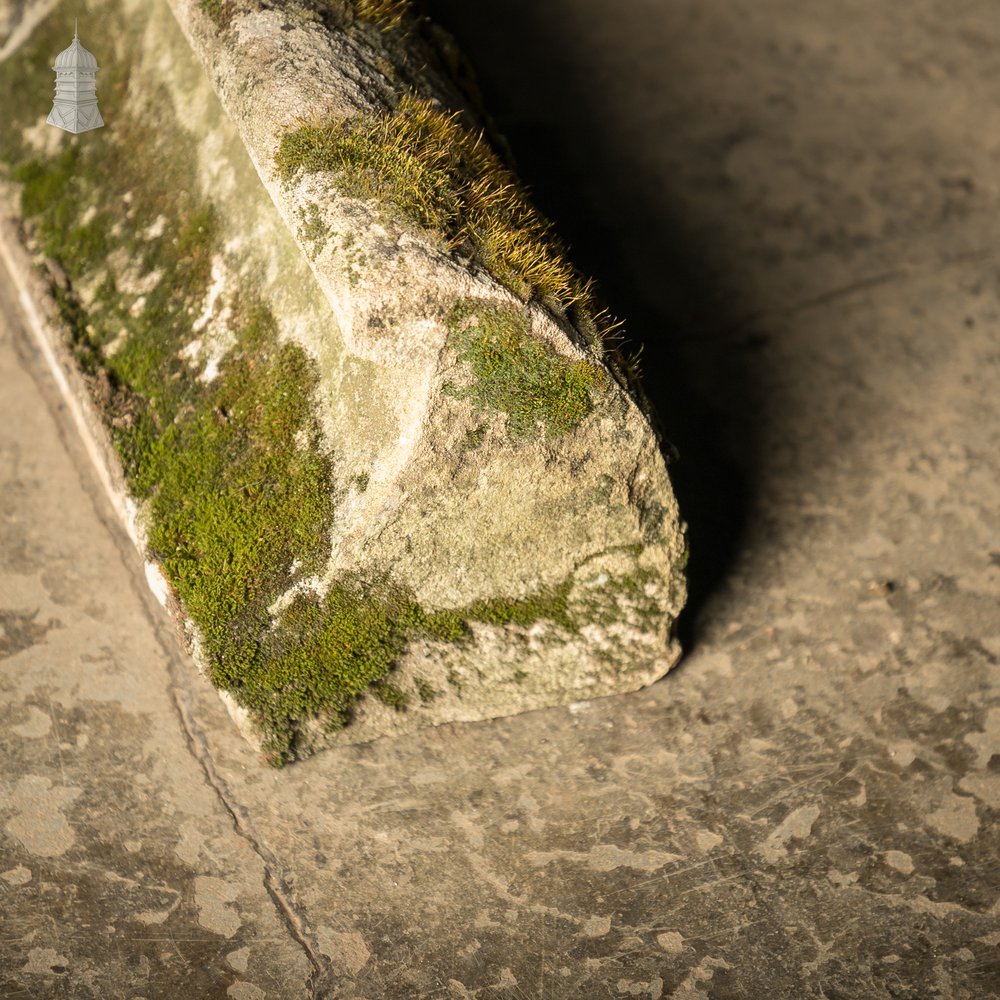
xmin=424 ymin=0 xmax=761 ymax=647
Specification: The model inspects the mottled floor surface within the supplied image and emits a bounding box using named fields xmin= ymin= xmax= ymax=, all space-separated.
xmin=2 ymin=0 xmax=999 ymax=997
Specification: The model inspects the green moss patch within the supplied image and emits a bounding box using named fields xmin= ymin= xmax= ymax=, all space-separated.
xmin=372 ymin=680 xmax=408 ymax=710
xmin=0 ymin=5 xmax=457 ymax=764
xmin=271 ymin=34 xmax=657 ymax=389
xmin=206 ymin=0 xmax=408 ymax=34
xmin=414 ymin=677 xmax=438 ymax=703
xmin=444 ymin=300 xmax=607 ymax=438
xmin=463 ymin=582 xmax=575 ymax=632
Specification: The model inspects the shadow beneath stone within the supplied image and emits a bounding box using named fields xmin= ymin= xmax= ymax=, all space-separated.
xmin=424 ymin=0 xmax=759 ymax=647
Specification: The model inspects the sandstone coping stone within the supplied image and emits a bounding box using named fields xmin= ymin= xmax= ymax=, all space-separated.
xmin=0 ymin=0 xmax=686 ymax=763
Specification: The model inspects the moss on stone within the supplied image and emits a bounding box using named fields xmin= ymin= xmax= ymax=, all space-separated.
xmin=352 ymin=0 xmax=412 ymax=31
xmin=269 ymin=35 xmax=661 ymax=397
xmin=15 ymin=154 xmax=109 ymax=275
xmin=676 ymin=542 xmax=690 ymax=573
xmin=136 ymin=306 xmax=337 ymax=657
xmin=0 ymin=4 xmax=447 ymax=765
xmin=462 ymin=425 xmax=486 ymax=451
xmin=372 ymin=680 xmax=408 ymax=710
xmin=417 ymin=608 xmax=469 ymax=642
xmin=414 ymin=677 xmax=439 ymax=703
xmin=444 ymin=300 xmax=607 ymax=439
xmin=300 ymin=0 xmax=414 ymax=32
xmin=297 ymin=202 xmax=330 ymax=259
xmin=199 ymin=0 xmax=235 ymax=30
xmin=463 ymin=582 xmax=575 ymax=632
xmin=572 ymin=567 xmax=662 ymax=634
xmin=275 ymin=95 xmax=600 ymax=315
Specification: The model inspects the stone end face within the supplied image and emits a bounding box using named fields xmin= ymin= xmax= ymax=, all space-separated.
xmin=2 ymin=0 xmax=686 ymax=762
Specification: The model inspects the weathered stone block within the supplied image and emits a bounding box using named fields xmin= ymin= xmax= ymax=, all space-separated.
xmin=0 ymin=0 xmax=686 ymax=763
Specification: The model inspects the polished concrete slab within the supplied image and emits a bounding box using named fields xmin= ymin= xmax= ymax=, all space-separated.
xmin=2 ymin=0 xmax=999 ymax=997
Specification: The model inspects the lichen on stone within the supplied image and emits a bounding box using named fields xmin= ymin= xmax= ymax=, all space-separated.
xmin=296 ymin=202 xmax=330 ymax=260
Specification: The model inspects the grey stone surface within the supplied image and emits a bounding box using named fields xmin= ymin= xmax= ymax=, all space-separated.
xmin=2 ymin=0 xmax=999 ymax=997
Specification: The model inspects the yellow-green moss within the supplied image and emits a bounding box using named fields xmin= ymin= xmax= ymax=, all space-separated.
xmin=676 ymin=543 xmax=690 ymax=573
xmin=199 ymin=0 xmax=235 ymax=29
xmin=0 ymin=6 xmax=450 ymax=764
xmin=462 ymin=425 xmax=486 ymax=451
xmin=372 ymin=679 xmax=408 ymax=710
xmin=275 ymin=95 xmax=606 ymax=317
xmin=302 ymin=0 xmax=415 ymax=32
xmin=444 ymin=300 xmax=607 ymax=439
xmin=353 ymin=0 xmax=411 ymax=31
xmin=462 ymin=583 xmax=575 ymax=632
xmin=417 ymin=609 xmax=465 ymax=642
xmin=270 ymin=46 xmax=659 ymax=393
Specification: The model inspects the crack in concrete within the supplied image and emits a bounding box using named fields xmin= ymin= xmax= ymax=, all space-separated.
xmin=0 ymin=219 xmax=338 ymax=1000
xmin=168 ymin=684 xmax=339 ymax=1000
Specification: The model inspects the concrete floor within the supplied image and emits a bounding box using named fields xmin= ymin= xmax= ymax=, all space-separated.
xmin=2 ymin=0 xmax=999 ymax=997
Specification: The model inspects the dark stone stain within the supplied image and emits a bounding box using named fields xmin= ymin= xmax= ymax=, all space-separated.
xmin=0 ymin=609 xmax=61 ymax=660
